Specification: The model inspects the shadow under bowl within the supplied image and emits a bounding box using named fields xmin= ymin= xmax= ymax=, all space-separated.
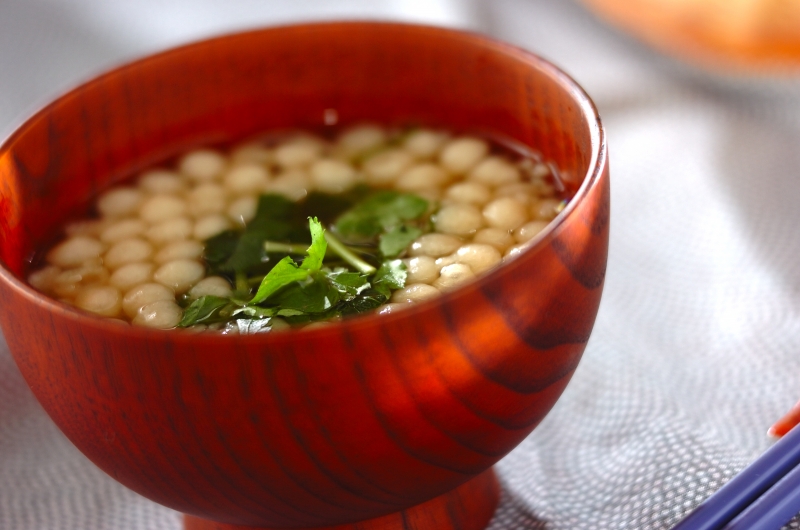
xmin=0 ymin=22 xmax=609 ymax=530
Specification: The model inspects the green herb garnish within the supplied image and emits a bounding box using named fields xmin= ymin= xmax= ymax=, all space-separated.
xmin=334 ymin=191 xmax=428 ymax=243
xmin=178 ymin=295 xmax=231 ymax=327
xmin=179 ymin=189 xmax=431 ymax=332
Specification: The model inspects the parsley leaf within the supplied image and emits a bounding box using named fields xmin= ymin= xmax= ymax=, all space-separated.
xmin=192 ymin=189 xmax=424 ymax=331
xmin=178 ymin=295 xmax=234 ymax=327
xmin=271 ymin=278 xmax=339 ymax=314
xmin=373 ymin=259 xmax=407 ymax=297
xmin=216 ymin=194 xmax=296 ymax=275
xmin=249 ymin=256 xmax=309 ymax=305
xmin=235 ymin=319 xmax=273 ymax=334
xmin=250 ymin=218 xmax=326 ymax=304
xmin=334 ymin=191 xmax=428 ymax=243
xmin=296 ymin=187 xmax=371 ymax=224
xmin=300 ymin=217 xmax=327 ymax=271
xmin=338 ymin=288 xmax=389 ymax=316
xmin=379 ymin=225 xmax=422 ymax=258
xmin=232 ymin=305 xmax=276 ymax=319
xmin=327 ymin=270 xmax=371 ymax=299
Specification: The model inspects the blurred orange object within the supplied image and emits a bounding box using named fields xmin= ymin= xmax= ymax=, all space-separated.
xmin=580 ymin=0 xmax=800 ymax=75
xmin=769 ymin=399 xmax=800 ymax=438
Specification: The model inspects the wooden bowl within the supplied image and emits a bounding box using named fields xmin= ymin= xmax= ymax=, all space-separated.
xmin=0 ymin=22 xmax=609 ymax=530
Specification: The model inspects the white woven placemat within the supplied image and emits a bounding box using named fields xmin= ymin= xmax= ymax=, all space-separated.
xmin=2 ymin=1 xmax=800 ymax=528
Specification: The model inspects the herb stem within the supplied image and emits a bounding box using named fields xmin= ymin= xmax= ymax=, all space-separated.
xmin=263 ymin=241 xmax=309 ymax=255
xmin=248 ymin=275 xmax=266 ymax=286
xmin=235 ymin=272 xmax=251 ymax=297
xmin=323 ymin=232 xmax=377 ymax=275
xmin=263 ymin=237 xmax=377 ymax=275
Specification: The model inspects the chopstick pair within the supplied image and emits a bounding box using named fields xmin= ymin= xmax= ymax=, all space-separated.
xmin=672 ymin=418 xmax=800 ymax=530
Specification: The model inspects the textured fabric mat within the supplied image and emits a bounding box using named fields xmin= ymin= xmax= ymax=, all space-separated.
xmin=2 ymin=1 xmax=800 ymax=528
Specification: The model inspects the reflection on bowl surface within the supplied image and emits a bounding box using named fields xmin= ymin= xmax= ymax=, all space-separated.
xmin=0 ymin=22 xmax=609 ymax=530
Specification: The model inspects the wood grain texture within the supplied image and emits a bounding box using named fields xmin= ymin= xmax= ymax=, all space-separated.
xmin=0 ymin=22 xmax=609 ymax=530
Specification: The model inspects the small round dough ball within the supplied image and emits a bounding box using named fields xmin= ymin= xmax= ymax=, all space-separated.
xmin=434 ymin=204 xmax=484 ymax=236
xmin=396 ymin=163 xmax=450 ymax=191
xmin=231 ymin=143 xmax=273 ymax=166
xmin=109 ymin=262 xmax=155 ymax=291
xmin=434 ymin=254 xmax=456 ymax=270
xmin=28 ymin=265 xmax=62 ymax=293
xmin=532 ymin=198 xmax=563 ymax=221
xmin=504 ymin=242 xmax=534 ymax=259
xmin=74 ymin=285 xmax=122 ymax=317
xmin=482 ymin=197 xmax=528 ymax=231
xmin=268 ymin=170 xmax=310 ymax=202
xmin=154 ymin=240 xmax=204 ymax=264
xmin=403 ymin=256 xmax=439 ymax=284
xmin=528 ymin=161 xmax=552 ymax=180
xmin=188 ymin=276 xmax=232 ymax=299
xmin=467 ymin=156 xmax=521 ymax=187
xmin=139 ymin=195 xmax=187 ymax=223
xmin=515 ymin=220 xmax=549 ymax=243
xmin=70 ymin=262 xmax=109 ymax=286
xmin=153 ymin=259 xmax=205 ymax=294
xmin=363 ymin=149 xmax=414 ymax=185
xmin=224 ymin=164 xmax=270 ymax=195
xmin=46 ymin=236 xmax=104 ymax=268
xmin=145 ymin=217 xmax=193 ymax=246
xmin=122 ymin=282 xmax=175 ymax=318
xmin=138 ymin=170 xmax=186 ymax=194
xmin=274 ymin=137 xmax=323 ymax=169
xmin=376 ymin=303 xmax=406 ymax=315
xmin=454 ymin=244 xmax=502 ymax=274
xmin=194 ymin=214 xmax=232 ymax=241
xmin=100 ymin=219 xmax=146 ymax=244
xmin=303 ymin=321 xmax=334 ymax=331
xmin=494 ymin=183 xmax=537 ymax=206
xmin=269 ymin=318 xmax=291 ymax=331
xmin=532 ymin=179 xmax=556 ymax=197
xmin=227 ymin=195 xmax=258 ymax=226
xmin=439 ymin=137 xmax=489 ymax=174
xmin=414 ymin=188 xmax=442 ymax=204
xmin=51 ymin=269 xmax=82 ymax=298
xmin=104 ymin=238 xmax=154 ymax=269
xmin=65 ymin=219 xmax=107 ymax=238
xmin=337 ymin=125 xmax=386 ymax=157
xmin=443 ymin=182 xmax=491 ymax=206
xmin=179 ymin=149 xmax=227 ymax=182
xmin=186 ymin=183 xmax=227 ymax=217
xmin=403 ymin=129 xmax=449 ymax=159
xmin=132 ymin=300 xmax=183 ymax=329
xmin=97 ymin=188 xmax=144 ymax=218
xmin=473 ymin=228 xmax=515 ymax=251
xmin=390 ymin=283 xmax=441 ymax=304
xmin=433 ymin=263 xmax=476 ymax=291
xmin=409 ymin=233 xmax=463 ymax=258
xmin=310 ymin=159 xmax=357 ymax=193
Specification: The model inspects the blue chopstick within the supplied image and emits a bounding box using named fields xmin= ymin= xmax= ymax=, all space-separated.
xmin=721 ymin=459 xmax=800 ymax=530
xmin=672 ymin=423 xmax=800 ymax=530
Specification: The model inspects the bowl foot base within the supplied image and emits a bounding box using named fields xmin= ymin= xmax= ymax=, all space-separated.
xmin=183 ymin=467 xmax=500 ymax=530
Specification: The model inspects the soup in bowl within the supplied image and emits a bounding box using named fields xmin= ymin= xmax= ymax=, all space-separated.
xmin=0 ymin=22 xmax=609 ymax=530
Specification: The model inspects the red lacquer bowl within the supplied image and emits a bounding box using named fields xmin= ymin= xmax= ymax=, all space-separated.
xmin=0 ymin=22 xmax=609 ymax=530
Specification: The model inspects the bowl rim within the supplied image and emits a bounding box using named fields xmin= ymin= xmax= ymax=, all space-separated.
xmin=0 ymin=20 xmax=607 ymax=345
